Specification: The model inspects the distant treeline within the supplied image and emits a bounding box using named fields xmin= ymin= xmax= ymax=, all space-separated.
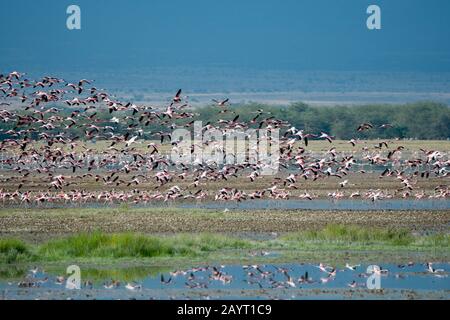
xmin=197 ymin=101 xmax=450 ymax=140
xmin=1 ymin=101 xmax=449 ymax=141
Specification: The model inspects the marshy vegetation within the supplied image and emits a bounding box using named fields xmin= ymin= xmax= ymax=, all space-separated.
xmin=37 ymin=233 xmax=252 ymax=260
xmin=0 ymin=238 xmax=34 ymax=264
xmin=280 ymin=224 xmax=415 ymax=246
xmin=1 ymin=225 xmax=448 ymax=264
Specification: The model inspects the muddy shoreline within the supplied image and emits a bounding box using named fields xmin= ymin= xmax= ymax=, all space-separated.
xmin=0 ymin=208 xmax=449 ymax=243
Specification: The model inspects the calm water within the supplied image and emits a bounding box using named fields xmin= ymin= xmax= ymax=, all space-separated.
xmin=7 ymin=199 xmax=450 ymax=211
xmin=180 ymin=199 xmax=450 ymax=211
xmin=1 ymin=262 xmax=449 ymax=300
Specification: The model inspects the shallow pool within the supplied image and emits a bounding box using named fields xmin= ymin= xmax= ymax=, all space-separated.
xmin=1 ymin=262 xmax=448 ymax=300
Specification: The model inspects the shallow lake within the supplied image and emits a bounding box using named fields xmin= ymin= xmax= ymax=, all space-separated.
xmin=1 ymin=262 xmax=448 ymax=300
xmin=180 ymin=199 xmax=450 ymax=211
xmin=9 ymin=199 xmax=450 ymax=211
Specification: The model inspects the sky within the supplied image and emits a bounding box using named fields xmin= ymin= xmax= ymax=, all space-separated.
xmin=1 ymin=0 xmax=450 ymax=73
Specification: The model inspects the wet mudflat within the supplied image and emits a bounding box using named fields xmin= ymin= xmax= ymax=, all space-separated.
xmin=1 ymin=207 xmax=449 ymax=239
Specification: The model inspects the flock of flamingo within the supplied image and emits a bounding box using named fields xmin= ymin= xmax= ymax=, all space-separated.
xmin=16 ymin=261 xmax=447 ymax=292
xmin=0 ymin=71 xmax=448 ymax=206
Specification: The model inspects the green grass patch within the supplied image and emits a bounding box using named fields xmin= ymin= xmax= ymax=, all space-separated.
xmin=0 ymin=225 xmax=448 ymax=264
xmin=0 ymin=238 xmax=35 ymax=263
xmin=280 ymin=224 xmax=415 ymax=246
xmin=38 ymin=232 xmax=254 ymax=261
xmin=415 ymin=233 xmax=450 ymax=248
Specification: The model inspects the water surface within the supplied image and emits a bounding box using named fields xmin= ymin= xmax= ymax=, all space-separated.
xmin=1 ymin=262 xmax=448 ymax=300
